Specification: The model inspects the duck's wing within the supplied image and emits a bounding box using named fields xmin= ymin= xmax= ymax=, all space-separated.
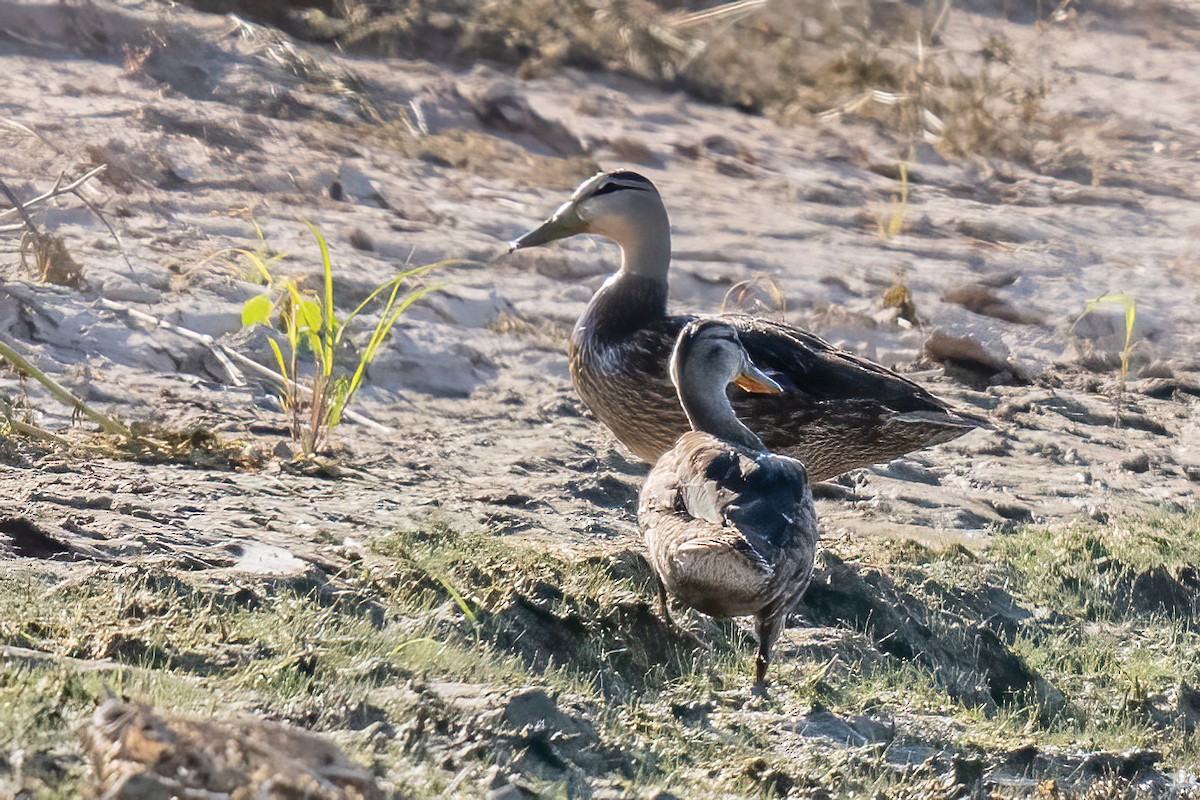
xmin=724 ymin=315 xmax=978 ymax=420
xmin=710 ymin=315 xmax=988 ymax=480
xmin=656 ymin=433 xmax=815 ymax=564
xmin=640 ymin=433 xmax=774 ymax=576
xmin=706 ymin=449 xmax=817 ymax=565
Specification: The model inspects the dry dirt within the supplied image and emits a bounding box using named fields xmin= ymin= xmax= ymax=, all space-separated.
xmin=1 ymin=0 xmax=1199 ymax=797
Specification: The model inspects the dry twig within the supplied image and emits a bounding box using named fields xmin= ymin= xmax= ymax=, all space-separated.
xmin=94 ymin=297 xmax=247 ymax=386
xmin=0 ymin=166 xmax=139 ymax=283
xmin=0 ymin=165 xmax=108 ymax=232
xmin=0 ymin=331 xmax=136 ymax=440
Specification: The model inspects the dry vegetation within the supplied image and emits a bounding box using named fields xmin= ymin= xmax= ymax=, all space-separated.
xmin=202 ymin=0 xmax=1092 ymax=170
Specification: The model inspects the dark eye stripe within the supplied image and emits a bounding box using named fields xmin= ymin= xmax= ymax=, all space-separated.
xmin=592 ymin=180 xmax=647 ymax=197
xmin=591 ymin=182 xmax=625 ymax=197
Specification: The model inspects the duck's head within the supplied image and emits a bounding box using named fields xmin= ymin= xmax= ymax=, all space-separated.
xmin=508 ymin=170 xmax=668 ymax=255
xmin=671 ymin=320 xmax=783 ymax=399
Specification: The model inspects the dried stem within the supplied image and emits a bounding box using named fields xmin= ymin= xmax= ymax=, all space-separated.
xmin=0 ymin=332 xmax=136 ymax=440
xmin=94 ymin=297 xmax=246 ymax=386
xmin=92 ymin=297 xmax=389 ymax=431
xmin=0 ymin=165 xmax=108 ymax=232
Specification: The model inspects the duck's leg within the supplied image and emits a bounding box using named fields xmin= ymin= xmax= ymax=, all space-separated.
xmin=654 ymin=573 xmax=674 ymax=628
xmin=753 ymin=613 xmax=784 ymax=689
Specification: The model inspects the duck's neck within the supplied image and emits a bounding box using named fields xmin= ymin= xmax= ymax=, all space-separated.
xmin=616 ymin=208 xmax=671 ymax=282
xmin=679 ymin=378 xmax=766 ymax=452
xmin=574 ymin=208 xmax=672 ymax=343
xmin=576 ymin=265 xmax=670 ymax=348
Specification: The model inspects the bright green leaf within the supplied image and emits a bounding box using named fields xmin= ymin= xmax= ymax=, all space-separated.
xmin=241 ymin=294 xmax=273 ymax=327
xmin=305 ymin=332 xmax=322 ymax=357
xmin=297 ymin=300 xmax=323 ymax=333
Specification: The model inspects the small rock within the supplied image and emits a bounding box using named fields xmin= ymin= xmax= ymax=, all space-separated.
xmin=670 ymin=700 xmax=712 ymax=725
xmin=810 ymin=482 xmax=862 ymax=502
xmin=468 ymin=84 xmax=585 ymax=157
xmin=924 ymin=328 xmax=1024 ymax=383
xmin=348 ymin=228 xmax=375 ymax=251
xmin=987 ymin=500 xmax=1033 ymax=522
xmin=486 ymin=787 xmax=525 ymax=800
xmin=943 ymin=284 xmax=1045 ymax=325
xmin=481 ymin=765 xmax=507 ymax=791
xmin=336 ymin=161 xmax=389 ymax=208
xmin=951 ymin=753 xmax=985 ymax=788
xmin=602 ymin=136 xmax=661 ymax=166
xmin=792 ymin=710 xmax=868 ymax=747
xmin=1137 ymin=360 xmax=1175 ymax=380
xmin=955 ymin=214 xmax=1048 ymax=243
xmin=502 ymin=689 xmax=565 ymax=731
xmin=1080 ymin=748 xmax=1161 ymax=778
xmin=1003 ymin=744 xmax=1040 ymax=769
xmin=995 ymin=390 xmax=1054 ymax=420
xmin=872 ymin=459 xmax=941 ymax=485
xmin=1137 ymin=376 xmax=1200 ymax=399
xmin=1121 ymin=452 xmax=1151 ymax=473
xmin=851 ymin=714 xmax=895 ymax=744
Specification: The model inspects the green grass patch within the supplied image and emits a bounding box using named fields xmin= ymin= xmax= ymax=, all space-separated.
xmin=4 ymin=515 xmax=1200 ymax=795
xmin=990 ymin=513 xmax=1200 ymax=620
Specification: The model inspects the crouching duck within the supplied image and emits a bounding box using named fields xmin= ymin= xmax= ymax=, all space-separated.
xmin=509 ymin=170 xmax=983 ymax=481
xmin=639 ymin=319 xmax=818 ymax=687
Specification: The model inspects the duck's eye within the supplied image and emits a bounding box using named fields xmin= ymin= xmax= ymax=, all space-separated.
xmin=591 ymin=182 xmax=626 ymax=198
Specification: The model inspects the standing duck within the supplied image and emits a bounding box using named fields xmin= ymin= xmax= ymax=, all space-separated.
xmin=509 ymin=170 xmax=983 ymax=481
xmin=639 ymin=319 xmax=817 ymax=687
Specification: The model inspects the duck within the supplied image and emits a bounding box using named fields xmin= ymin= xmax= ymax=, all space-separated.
xmin=509 ymin=170 xmax=984 ymax=481
xmin=639 ymin=319 xmax=818 ymax=687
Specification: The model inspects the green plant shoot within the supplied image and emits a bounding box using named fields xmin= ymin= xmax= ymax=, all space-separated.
xmin=237 ymin=222 xmax=440 ymax=455
xmin=1074 ymin=292 xmax=1137 ymax=393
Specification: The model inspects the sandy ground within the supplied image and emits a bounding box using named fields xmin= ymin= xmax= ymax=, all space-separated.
xmin=1 ymin=0 xmax=1197 ymax=567
xmin=1 ymin=0 xmax=1199 ymax=793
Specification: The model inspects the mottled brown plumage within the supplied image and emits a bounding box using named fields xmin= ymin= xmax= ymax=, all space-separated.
xmin=511 ymin=171 xmax=984 ymax=480
xmin=82 ymin=694 xmax=378 ymax=799
xmin=638 ymin=320 xmax=818 ymax=686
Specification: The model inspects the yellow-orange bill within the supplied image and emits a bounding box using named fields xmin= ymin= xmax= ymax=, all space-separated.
xmin=734 ymin=372 xmax=783 ymax=394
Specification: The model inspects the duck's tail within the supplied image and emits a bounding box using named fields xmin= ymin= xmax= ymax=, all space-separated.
xmin=886 ymin=406 xmax=992 ymax=445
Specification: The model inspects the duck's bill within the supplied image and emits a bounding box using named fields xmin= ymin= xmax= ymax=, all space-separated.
xmin=734 ymin=363 xmax=783 ymax=394
xmin=507 ymin=202 xmax=584 ymax=252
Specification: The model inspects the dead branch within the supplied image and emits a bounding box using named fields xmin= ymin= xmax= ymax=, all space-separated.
xmin=94 ymin=297 xmax=247 ymax=386
xmin=69 ymin=186 xmax=138 ymax=278
xmin=1 ymin=166 xmax=142 ymax=283
xmin=0 ymin=395 xmax=78 ymax=449
xmin=0 ymin=645 xmax=119 ymax=672
xmin=0 ymin=164 xmax=108 ymax=223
